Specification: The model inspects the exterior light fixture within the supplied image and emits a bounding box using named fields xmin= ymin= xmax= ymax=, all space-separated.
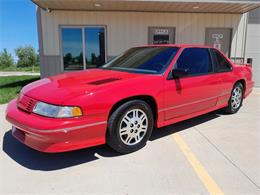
xmin=94 ymin=3 xmax=101 ymax=7
xmin=45 ymin=8 xmax=52 ymax=12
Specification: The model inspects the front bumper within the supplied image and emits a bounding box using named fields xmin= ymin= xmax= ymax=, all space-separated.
xmin=6 ymin=99 xmax=107 ymax=153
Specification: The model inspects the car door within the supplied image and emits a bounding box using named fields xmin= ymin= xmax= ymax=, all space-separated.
xmin=163 ymin=47 xmax=222 ymax=120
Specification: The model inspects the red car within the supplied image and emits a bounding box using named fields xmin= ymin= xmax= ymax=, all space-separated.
xmin=6 ymin=45 xmax=254 ymax=154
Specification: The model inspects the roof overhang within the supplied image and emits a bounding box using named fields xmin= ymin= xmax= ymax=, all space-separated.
xmin=31 ymin=0 xmax=260 ymax=14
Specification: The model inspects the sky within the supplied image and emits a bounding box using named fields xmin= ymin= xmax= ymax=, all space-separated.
xmin=0 ymin=0 xmax=38 ymax=58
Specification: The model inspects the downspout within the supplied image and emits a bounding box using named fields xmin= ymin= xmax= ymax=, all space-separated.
xmin=234 ymin=16 xmax=239 ymax=63
xmin=243 ymin=12 xmax=249 ymax=64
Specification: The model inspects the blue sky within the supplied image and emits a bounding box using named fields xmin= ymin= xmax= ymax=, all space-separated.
xmin=0 ymin=0 xmax=38 ymax=58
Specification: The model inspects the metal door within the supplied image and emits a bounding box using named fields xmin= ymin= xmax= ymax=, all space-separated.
xmin=205 ymin=28 xmax=232 ymax=56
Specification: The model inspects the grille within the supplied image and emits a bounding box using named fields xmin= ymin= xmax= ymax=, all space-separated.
xmin=17 ymin=94 xmax=37 ymax=113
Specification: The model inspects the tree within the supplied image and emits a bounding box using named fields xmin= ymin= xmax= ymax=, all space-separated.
xmin=64 ymin=53 xmax=72 ymax=65
xmin=0 ymin=49 xmax=14 ymax=68
xmin=15 ymin=46 xmax=38 ymax=68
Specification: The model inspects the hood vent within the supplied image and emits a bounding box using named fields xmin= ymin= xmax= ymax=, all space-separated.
xmin=87 ymin=78 xmax=121 ymax=85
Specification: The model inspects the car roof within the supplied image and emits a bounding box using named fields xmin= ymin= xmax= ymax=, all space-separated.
xmin=137 ymin=44 xmax=212 ymax=49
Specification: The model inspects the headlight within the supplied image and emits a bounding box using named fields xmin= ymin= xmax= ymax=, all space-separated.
xmin=33 ymin=102 xmax=82 ymax=118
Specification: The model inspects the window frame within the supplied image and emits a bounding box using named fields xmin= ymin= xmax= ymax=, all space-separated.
xmin=169 ymin=47 xmax=215 ymax=79
xmin=210 ymin=48 xmax=233 ymax=73
xmin=59 ymin=25 xmax=107 ymax=72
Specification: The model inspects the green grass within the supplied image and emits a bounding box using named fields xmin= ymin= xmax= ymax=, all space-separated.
xmin=0 ymin=66 xmax=40 ymax=73
xmin=0 ymin=75 xmax=40 ymax=104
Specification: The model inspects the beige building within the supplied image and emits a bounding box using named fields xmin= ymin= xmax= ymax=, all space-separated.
xmin=32 ymin=0 xmax=260 ymax=86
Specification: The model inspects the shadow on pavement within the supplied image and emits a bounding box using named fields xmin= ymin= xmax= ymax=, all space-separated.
xmin=150 ymin=110 xmax=221 ymax=141
xmin=2 ymin=110 xmax=221 ymax=171
xmin=2 ymin=131 xmax=119 ymax=171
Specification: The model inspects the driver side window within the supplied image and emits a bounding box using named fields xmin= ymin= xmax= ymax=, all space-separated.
xmin=175 ymin=48 xmax=213 ymax=76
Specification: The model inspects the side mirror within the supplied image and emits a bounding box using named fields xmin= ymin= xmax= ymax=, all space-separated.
xmin=172 ymin=68 xmax=189 ymax=78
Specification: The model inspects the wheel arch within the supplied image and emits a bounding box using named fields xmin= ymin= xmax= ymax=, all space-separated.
xmin=234 ymin=79 xmax=246 ymax=95
xmin=108 ymin=95 xmax=158 ymax=127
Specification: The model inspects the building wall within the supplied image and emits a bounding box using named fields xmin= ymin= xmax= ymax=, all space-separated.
xmin=245 ymin=8 xmax=260 ymax=87
xmin=38 ymin=9 xmax=247 ymax=77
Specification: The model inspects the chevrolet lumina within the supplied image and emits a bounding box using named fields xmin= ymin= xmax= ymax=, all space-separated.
xmin=6 ymin=45 xmax=254 ymax=154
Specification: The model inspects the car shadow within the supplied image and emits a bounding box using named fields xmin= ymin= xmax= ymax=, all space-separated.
xmin=2 ymin=110 xmax=222 ymax=171
xmin=149 ymin=110 xmax=222 ymax=141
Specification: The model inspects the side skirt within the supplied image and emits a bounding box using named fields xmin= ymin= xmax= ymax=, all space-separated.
xmin=157 ymin=103 xmax=228 ymax=128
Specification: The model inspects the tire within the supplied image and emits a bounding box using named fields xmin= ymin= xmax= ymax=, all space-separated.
xmin=223 ymin=82 xmax=244 ymax=114
xmin=106 ymin=100 xmax=154 ymax=154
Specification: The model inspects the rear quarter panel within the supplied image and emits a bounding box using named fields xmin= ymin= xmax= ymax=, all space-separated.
xmin=232 ymin=64 xmax=254 ymax=97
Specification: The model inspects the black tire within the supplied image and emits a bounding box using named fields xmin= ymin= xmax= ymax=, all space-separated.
xmin=106 ymin=100 xmax=154 ymax=154
xmin=223 ymin=82 xmax=244 ymax=114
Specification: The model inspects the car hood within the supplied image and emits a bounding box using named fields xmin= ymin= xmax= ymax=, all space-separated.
xmin=21 ymin=69 xmax=143 ymax=105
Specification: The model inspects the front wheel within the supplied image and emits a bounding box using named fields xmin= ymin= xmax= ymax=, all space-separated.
xmin=223 ymin=82 xmax=244 ymax=114
xmin=106 ymin=100 xmax=154 ymax=154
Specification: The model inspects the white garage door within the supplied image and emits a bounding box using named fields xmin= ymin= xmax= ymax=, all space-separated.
xmin=246 ymin=8 xmax=260 ymax=87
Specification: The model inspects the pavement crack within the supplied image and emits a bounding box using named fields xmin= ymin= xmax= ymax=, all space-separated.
xmin=194 ymin=126 xmax=260 ymax=190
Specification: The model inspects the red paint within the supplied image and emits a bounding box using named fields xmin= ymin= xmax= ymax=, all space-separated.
xmin=6 ymin=45 xmax=254 ymax=153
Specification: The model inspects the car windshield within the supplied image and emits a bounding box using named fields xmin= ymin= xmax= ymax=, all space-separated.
xmin=101 ymin=47 xmax=179 ymax=74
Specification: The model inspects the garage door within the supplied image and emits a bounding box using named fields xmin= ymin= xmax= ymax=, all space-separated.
xmin=246 ymin=8 xmax=260 ymax=87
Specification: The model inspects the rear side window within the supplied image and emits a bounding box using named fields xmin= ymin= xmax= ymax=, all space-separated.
xmin=175 ymin=48 xmax=213 ymax=76
xmin=211 ymin=49 xmax=232 ymax=72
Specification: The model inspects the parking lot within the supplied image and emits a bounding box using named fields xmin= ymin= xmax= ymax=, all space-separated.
xmin=0 ymin=90 xmax=259 ymax=195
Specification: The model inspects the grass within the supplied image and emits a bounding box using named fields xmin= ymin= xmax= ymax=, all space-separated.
xmin=0 ymin=66 xmax=40 ymax=73
xmin=0 ymin=75 xmax=40 ymax=104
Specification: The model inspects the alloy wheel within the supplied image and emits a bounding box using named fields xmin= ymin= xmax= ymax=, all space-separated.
xmin=119 ymin=109 xmax=148 ymax=146
xmin=231 ymin=86 xmax=242 ymax=109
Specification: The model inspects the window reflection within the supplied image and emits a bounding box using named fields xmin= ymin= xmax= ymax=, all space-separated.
xmin=85 ymin=27 xmax=105 ymax=68
xmin=62 ymin=28 xmax=84 ymax=71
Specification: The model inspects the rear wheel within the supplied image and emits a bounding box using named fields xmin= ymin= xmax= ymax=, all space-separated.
xmin=223 ymin=82 xmax=244 ymax=114
xmin=106 ymin=100 xmax=154 ymax=154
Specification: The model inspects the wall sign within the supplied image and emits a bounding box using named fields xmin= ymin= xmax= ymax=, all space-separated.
xmin=212 ymin=33 xmax=223 ymax=50
xmin=154 ymin=29 xmax=169 ymax=35
xmin=153 ymin=29 xmax=169 ymax=44
xmin=148 ymin=27 xmax=175 ymax=45
xmin=205 ymin=28 xmax=232 ymax=56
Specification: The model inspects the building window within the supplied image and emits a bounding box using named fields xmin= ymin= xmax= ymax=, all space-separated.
xmin=84 ymin=27 xmax=105 ymax=68
xmin=61 ymin=28 xmax=84 ymax=71
xmin=61 ymin=26 xmax=106 ymax=71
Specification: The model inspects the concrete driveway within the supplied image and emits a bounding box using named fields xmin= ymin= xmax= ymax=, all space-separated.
xmin=0 ymin=91 xmax=259 ymax=195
